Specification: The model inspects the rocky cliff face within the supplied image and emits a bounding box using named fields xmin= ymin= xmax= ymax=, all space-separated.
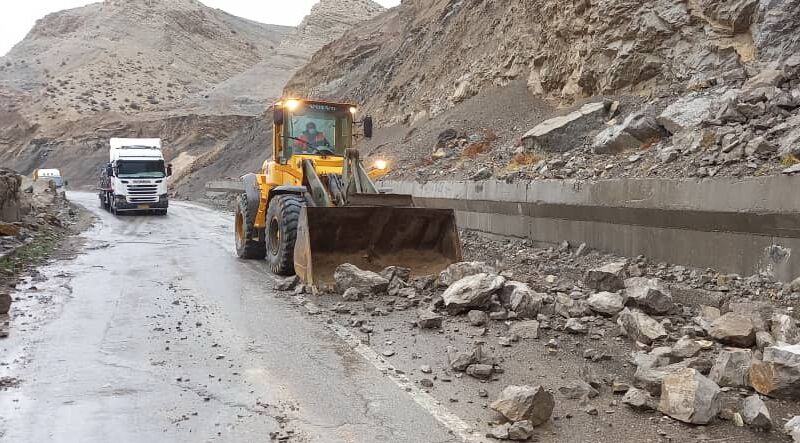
xmin=0 ymin=0 xmax=384 ymax=190
xmin=284 ymin=0 xmax=800 ymax=183
xmin=286 ymin=0 xmax=800 ymax=124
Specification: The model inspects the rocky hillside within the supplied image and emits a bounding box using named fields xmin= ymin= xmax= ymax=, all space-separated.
xmin=0 ymin=0 xmax=384 ymax=190
xmin=286 ymin=0 xmax=800 ymax=182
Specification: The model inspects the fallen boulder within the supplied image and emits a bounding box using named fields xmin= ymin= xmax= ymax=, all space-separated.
xmin=657 ymin=94 xmax=714 ymax=134
xmin=741 ymin=394 xmax=772 ymax=430
xmin=467 ymin=309 xmax=489 ymax=326
xmin=634 ymin=359 xmax=708 ymax=395
xmin=785 ymin=416 xmax=800 ymax=442
xmin=334 ymin=264 xmax=390 ymax=294
xmin=622 ymin=387 xmax=656 ymax=411
xmin=441 ymin=273 xmax=505 ymax=314
xmin=558 ymin=380 xmax=598 ymax=399
xmin=507 ymin=420 xmax=534 ymax=441
xmin=490 ymin=385 xmax=554 ymax=426
xmin=509 ymin=320 xmax=540 ymax=340
xmin=624 ymin=277 xmax=675 ymax=315
xmin=772 ymin=313 xmax=799 ymax=344
xmin=587 ymin=291 xmax=624 ymax=316
xmin=709 ymin=313 xmax=756 ymax=347
xmin=584 ymin=261 xmax=627 ymax=292
xmin=438 ymin=261 xmax=494 ymax=287
xmin=447 ymin=345 xmax=482 ymax=372
xmin=709 ymin=348 xmax=753 ymax=388
xmin=501 ymin=281 xmax=543 ymax=319
xmin=521 ymin=102 xmax=609 ymax=153
xmin=617 ymin=308 xmax=667 ymax=345
xmin=658 ymin=368 xmax=721 ymax=425
xmin=750 ymin=344 xmax=800 ymax=398
xmin=592 ymin=111 xmax=666 ymax=154
xmin=417 ymin=310 xmax=443 ymax=329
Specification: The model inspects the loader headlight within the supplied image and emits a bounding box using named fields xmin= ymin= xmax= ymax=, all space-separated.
xmin=374 ymin=160 xmax=388 ymax=170
xmin=285 ymin=99 xmax=301 ymax=111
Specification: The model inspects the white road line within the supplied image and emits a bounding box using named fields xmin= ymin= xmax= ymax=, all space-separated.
xmin=304 ymin=300 xmax=491 ymax=443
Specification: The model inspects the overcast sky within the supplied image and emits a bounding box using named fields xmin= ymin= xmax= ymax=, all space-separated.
xmin=0 ymin=0 xmax=400 ymax=56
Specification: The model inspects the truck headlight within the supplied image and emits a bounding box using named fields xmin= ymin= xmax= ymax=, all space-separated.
xmin=374 ymin=160 xmax=387 ymax=170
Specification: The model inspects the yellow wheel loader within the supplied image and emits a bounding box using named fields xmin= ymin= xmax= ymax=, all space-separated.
xmin=235 ymin=98 xmax=463 ymax=285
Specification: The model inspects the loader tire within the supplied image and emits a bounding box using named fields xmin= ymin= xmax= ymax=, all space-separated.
xmin=235 ymin=194 xmax=266 ymax=260
xmin=266 ymin=194 xmax=303 ymax=276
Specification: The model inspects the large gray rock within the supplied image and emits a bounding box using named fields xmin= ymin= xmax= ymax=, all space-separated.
xmin=592 ymin=111 xmax=667 ymax=154
xmin=509 ymin=320 xmax=540 ymax=340
xmin=772 ymin=313 xmax=799 ymax=344
xmin=750 ymin=344 xmax=800 ymax=398
xmin=657 ymin=94 xmax=714 ymax=134
xmin=522 ymin=102 xmax=608 ymax=153
xmin=438 ymin=261 xmax=495 ymax=287
xmin=554 ymin=293 xmax=591 ymax=319
xmin=558 ymin=380 xmax=598 ymax=399
xmin=617 ymin=308 xmax=667 ymax=345
xmin=741 ymin=395 xmax=772 ymax=430
xmin=507 ymin=420 xmax=534 ymax=441
xmin=490 ymin=385 xmax=554 ymax=426
xmin=709 ymin=313 xmax=756 ymax=347
xmin=334 ymin=264 xmax=390 ymax=294
xmin=634 ymin=358 xmax=709 ymax=395
xmin=624 ymin=277 xmax=675 ymax=315
xmin=622 ymin=387 xmax=656 ymax=411
xmin=447 ymin=345 xmax=482 ymax=372
xmin=671 ymin=337 xmax=703 ymax=359
xmin=785 ymin=416 xmax=800 ymax=442
xmin=467 ymin=309 xmax=489 ymax=326
xmin=501 ymin=281 xmax=543 ymax=319
xmin=658 ymin=368 xmax=721 ymax=425
xmin=417 ymin=310 xmax=443 ymax=329
xmin=441 ymin=273 xmax=505 ymax=314
xmin=709 ymin=348 xmax=753 ymax=388
xmin=584 ymin=261 xmax=627 ymax=292
xmin=587 ymin=291 xmax=624 ymax=316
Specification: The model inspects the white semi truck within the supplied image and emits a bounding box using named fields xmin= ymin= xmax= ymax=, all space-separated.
xmin=98 ymin=138 xmax=172 ymax=215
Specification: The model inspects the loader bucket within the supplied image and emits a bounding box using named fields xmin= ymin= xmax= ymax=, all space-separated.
xmin=293 ymin=206 xmax=463 ymax=286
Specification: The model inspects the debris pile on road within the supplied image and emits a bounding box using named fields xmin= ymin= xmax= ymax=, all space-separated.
xmin=273 ymin=228 xmax=800 ymax=441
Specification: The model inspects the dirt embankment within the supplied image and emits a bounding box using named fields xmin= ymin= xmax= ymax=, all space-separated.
xmin=0 ymin=171 xmax=91 ymax=331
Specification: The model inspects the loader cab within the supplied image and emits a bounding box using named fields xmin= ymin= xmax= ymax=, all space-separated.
xmin=273 ymin=99 xmax=360 ymax=164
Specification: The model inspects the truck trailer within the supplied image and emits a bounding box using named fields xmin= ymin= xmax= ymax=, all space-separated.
xmin=98 ymin=138 xmax=172 ymax=215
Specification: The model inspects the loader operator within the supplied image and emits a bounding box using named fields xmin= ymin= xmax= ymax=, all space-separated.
xmin=294 ymin=122 xmax=331 ymax=154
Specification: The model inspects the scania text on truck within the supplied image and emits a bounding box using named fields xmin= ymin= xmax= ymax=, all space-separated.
xmin=98 ymin=138 xmax=172 ymax=215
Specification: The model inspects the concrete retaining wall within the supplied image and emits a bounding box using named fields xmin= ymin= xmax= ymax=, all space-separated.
xmin=383 ymin=177 xmax=800 ymax=282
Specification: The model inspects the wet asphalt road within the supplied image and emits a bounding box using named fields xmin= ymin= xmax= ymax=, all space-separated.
xmin=0 ymin=192 xmax=461 ymax=443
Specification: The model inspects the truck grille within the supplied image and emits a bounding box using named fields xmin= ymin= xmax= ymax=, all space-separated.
xmin=127 ymin=184 xmax=159 ymax=203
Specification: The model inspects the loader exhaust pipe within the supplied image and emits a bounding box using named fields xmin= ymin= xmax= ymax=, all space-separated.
xmin=294 ymin=206 xmax=463 ymax=286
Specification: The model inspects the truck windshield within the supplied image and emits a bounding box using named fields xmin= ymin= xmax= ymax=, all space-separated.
xmin=283 ymin=103 xmax=352 ymax=161
xmin=117 ymin=160 xmax=165 ymax=178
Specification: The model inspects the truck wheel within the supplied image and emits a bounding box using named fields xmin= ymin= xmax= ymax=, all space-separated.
xmin=266 ymin=194 xmax=303 ymax=276
xmin=235 ymin=194 xmax=266 ymax=259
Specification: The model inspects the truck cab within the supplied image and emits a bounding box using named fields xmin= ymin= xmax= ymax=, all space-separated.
xmin=99 ymin=138 xmax=172 ymax=215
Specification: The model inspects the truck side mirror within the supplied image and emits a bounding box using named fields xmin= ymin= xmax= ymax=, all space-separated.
xmin=273 ymin=108 xmax=284 ymax=125
xmin=167 ymin=164 xmax=173 ymax=177
xmin=363 ymin=116 xmax=373 ymax=139
xmin=106 ymin=163 xmax=113 ymax=177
